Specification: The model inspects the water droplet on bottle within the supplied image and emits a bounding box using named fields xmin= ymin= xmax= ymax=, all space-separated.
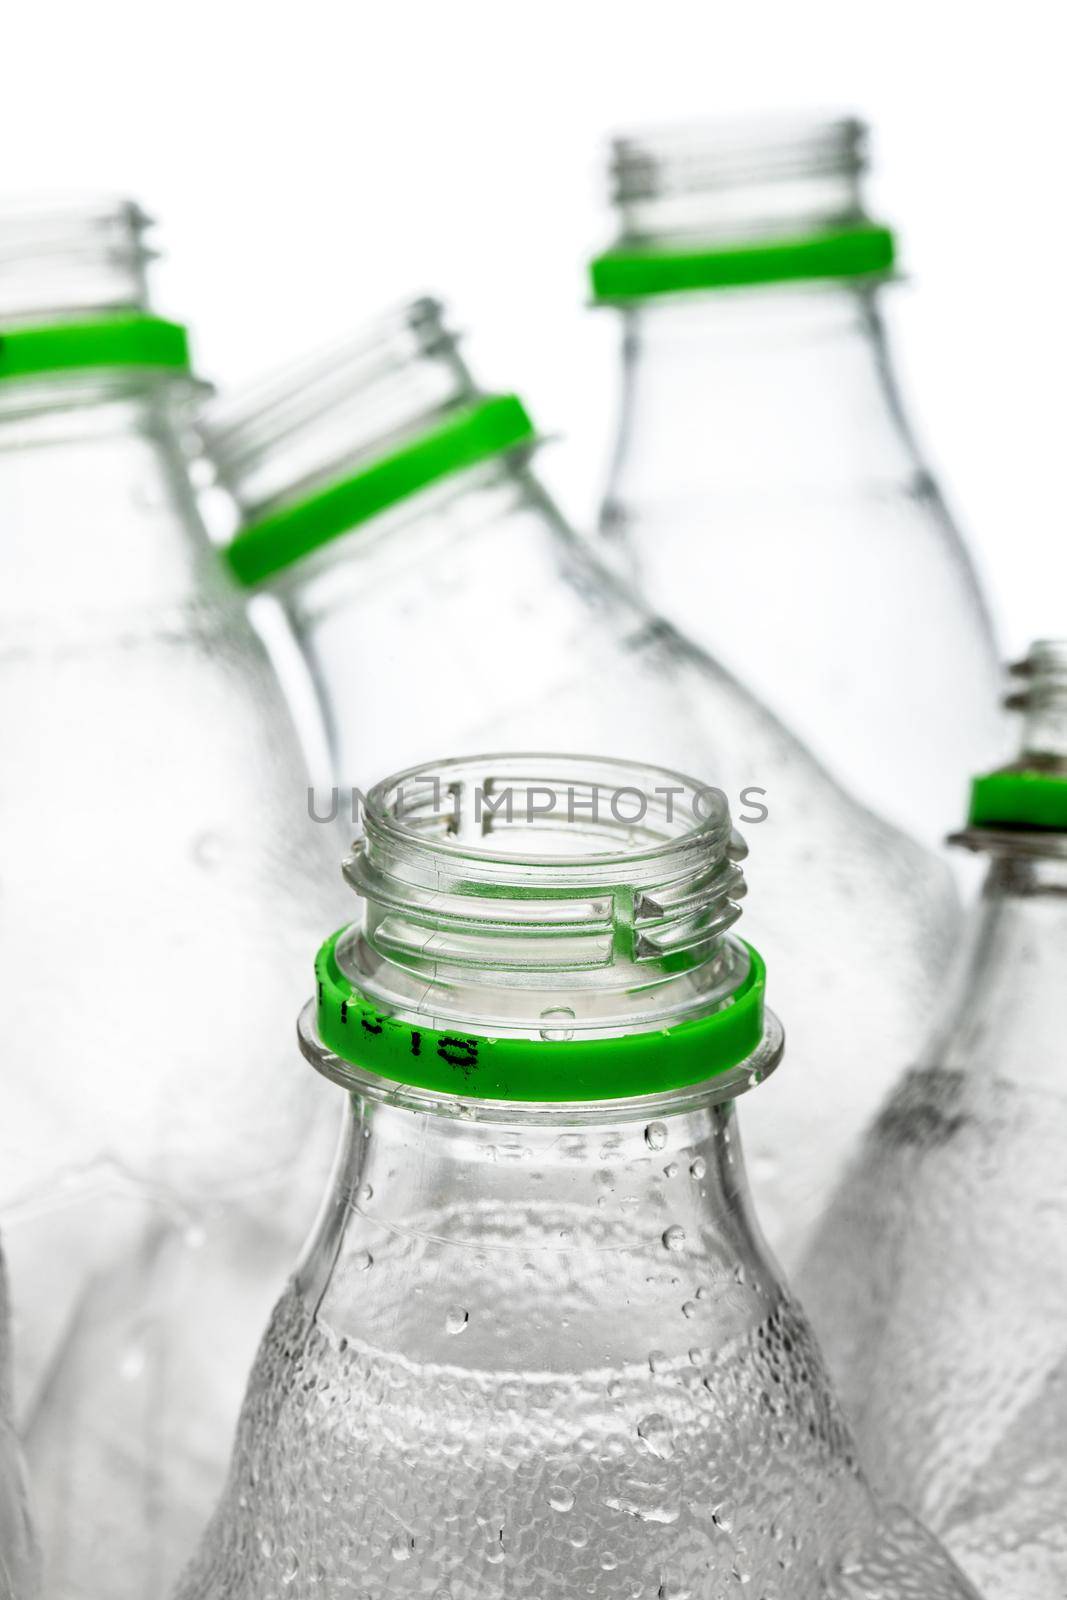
xmin=259 ymin=1531 xmax=276 ymax=1559
xmin=389 ymin=1532 xmax=414 ymax=1561
xmin=118 ymin=1342 xmax=145 ymax=1382
xmin=539 ymin=1005 xmax=576 ymax=1041
xmin=644 ymin=1121 xmax=668 ymax=1151
xmin=689 ymin=1347 xmax=702 ymax=1366
xmin=445 ymin=1306 xmax=469 ymax=1335
xmin=690 ymin=1157 xmax=706 ymax=1179
xmin=191 ymin=830 xmax=225 ymax=869
xmin=600 ymin=1551 xmax=618 ymax=1572
xmin=359 ymin=1183 xmax=373 ymax=1201
xmin=681 ymin=1300 xmax=698 ymax=1319
xmin=281 ymin=1547 xmax=299 ymax=1584
xmin=663 ymin=1161 xmax=678 ymax=1178
xmin=648 ymin=1349 xmax=669 ymax=1374
xmin=352 ymin=1250 xmax=373 ymax=1272
xmin=637 ymin=1413 xmax=675 ymax=1459
xmin=548 ymin=1485 xmax=575 ymax=1512
xmin=658 ymin=1583 xmax=691 ymax=1599
xmin=606 ymin=1378 xmax=623 ymax=1400
xmin=662 ymin=1225 xmax=686 ymax=1252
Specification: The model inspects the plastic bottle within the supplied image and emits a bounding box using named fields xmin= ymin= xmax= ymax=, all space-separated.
xmin=0 ymin=198 xmax=345 ymax=1597
xmin=176 ymin=755 xmax=981 ymax=1600
xmin=798 ymin=640 xmax=1067 ymax=1598
xmin=591 ymin=116 xmax=1002 ymax=850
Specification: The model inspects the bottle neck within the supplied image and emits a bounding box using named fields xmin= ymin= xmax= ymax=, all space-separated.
xmin=603 ymin=281 xmax=918 ymax=510
xmin=931 ymin=851 xmax=1067 ymax=1096
xmin=0 ymin=372 xmax=228 ymax=619
xmin=275 ymin=453 xmax=581 ymax=789
xmin=297 ymin=1086 xmax=782 ymax=1373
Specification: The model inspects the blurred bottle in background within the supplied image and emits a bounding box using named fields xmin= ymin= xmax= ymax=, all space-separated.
xmin=0 ymin=1248 xmax=38 ymax=1600
xmin=798 ymin=641 xmax=1067 ymax=1599
xmin=0 ymin=200 xmax=345 ymax=1597
xmin=199 ymin=298 xmax=959 ymax=1266
xmin=591 ymin=116 xmax=1003 ymax=852
xmin=177 ymin=756 xmax=980 ymax=1600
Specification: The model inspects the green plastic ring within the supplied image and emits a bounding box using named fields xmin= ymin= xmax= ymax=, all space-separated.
xmin=227 ymin=393 xmax=535 ymax=588
xmin=313 ymin=928 xmax=767 ymax=1102
xmin=968 ymin=769 xmax=1067 ymax=832
xmin=0 ymin=316 xmax=191 ymax=382
xmin=590 ymin=223 xmax=895 ymax=301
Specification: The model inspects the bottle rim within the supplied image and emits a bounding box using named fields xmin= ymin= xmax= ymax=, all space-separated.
xmin=0 ymin=314 xmax=191 ymax=383
xmin=225 ymin=391 xmax=534 ymax=587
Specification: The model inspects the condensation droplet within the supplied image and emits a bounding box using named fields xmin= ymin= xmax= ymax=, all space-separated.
xmin=352 ymin=1250 xmax=373 ymax=1272
xmin=281 ymin=1547 xmax=299 ymax=1584
xmin=259 ymin=1531 xmax=276 ymax=1559
xmin=359 ymin=1183 xmax=373 ymax=1201
xmin=644 ymin=1122 xmax=668 ymax=1151
xmin=606 ymin=1378 xmax=623 ymax=1400
xmin=548 ymin=1485 xmax=575 ymax=1512
xmin=600 ymin=1551 xmax=618 ymax=1572
xmin=445 ymin=1306 xmax=470 ymax=1335
xmin=648 ymin=1349 xmax=670 ymax=1374
xmin=117 ymin=1343 xmax=145 ymax=1382
xmin=690 ymin=1157 xmax=706 ymax=1179
xmin=681 ymin=1300 xmax=698 ymax=1319
xmin=539 ymin=1006 xmax=576 ymax=1041
xmin=390 ymin=1532 xmax=414 ymax=1561
xmin=663 ymin=1162 xmax=679 ymax=1178
xmin=637 ymin=1413 xmax=675 ymax=1459
xmin=658 ymin=1583 xmax=691 ymax=1599
xmin=662 ymin=1225 xmax=686 ymax=1252
xmin=191 ymin=830 xmax=225 ymax=869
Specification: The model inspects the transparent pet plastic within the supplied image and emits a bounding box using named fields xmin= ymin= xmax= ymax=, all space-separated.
xmin=798 ymin=642 xmax=1067 ymax=1598
xmin=594 ymin=117 xmax=1003 ymax=851
xmin=177 ymin=758 xmax=980 ymax=1600
xmin=199 ymin=302 xmax=961 ymax=1269
xmin=0 ymin=201 xmax=347 ymax=1596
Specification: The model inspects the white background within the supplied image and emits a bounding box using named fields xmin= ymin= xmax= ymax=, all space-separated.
xmin=5 ymin=0 xmax=1064 ymax=654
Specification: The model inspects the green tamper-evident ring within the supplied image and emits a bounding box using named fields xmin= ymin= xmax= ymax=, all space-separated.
xmin=590 ymin=223 xmax=895 ymax=302
xmin=968 ymin=769 xmax=1067 ymax=832
xmin=314 ymin=928 xmax=767 ymax=1102
xmin=227 ymin=393 xmax=536 ymax=588
xmin=0 ymin=316 xmax=191 ymax=381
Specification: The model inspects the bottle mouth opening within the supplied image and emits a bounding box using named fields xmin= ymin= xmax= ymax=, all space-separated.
xmin=200 ymin=297 xmax=473 ymax=522
xmin=592 ymin=115 xmax=889 ymax=301
xmin=360 ymin=752 xmax=738 ymax=881
xmin=0 ymin=196 xmax=155 ymax=326
xmin=303 ymin=754 xmax=774 ymax=1107
xmin=609 ymin=114 xmax=868 ymax=207
xmin=961 ymin=640 xmax=1067 ymax=843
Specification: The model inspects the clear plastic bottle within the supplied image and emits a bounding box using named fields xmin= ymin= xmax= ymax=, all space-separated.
xmin=176 ymin=755 xmax=981 ymax=1600
xmin=199 ymin=299 xmax=960 ymax=1270
xmin=0 ymin=200 xmax=346 ymax=1597
xmin=591 ymin=116 xmax=1003 ymax=851
xmin=0 ymin=1247 xmax=38 ymax=1600
xmin=798 ymin=640 xmax=1067 ymax=1598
